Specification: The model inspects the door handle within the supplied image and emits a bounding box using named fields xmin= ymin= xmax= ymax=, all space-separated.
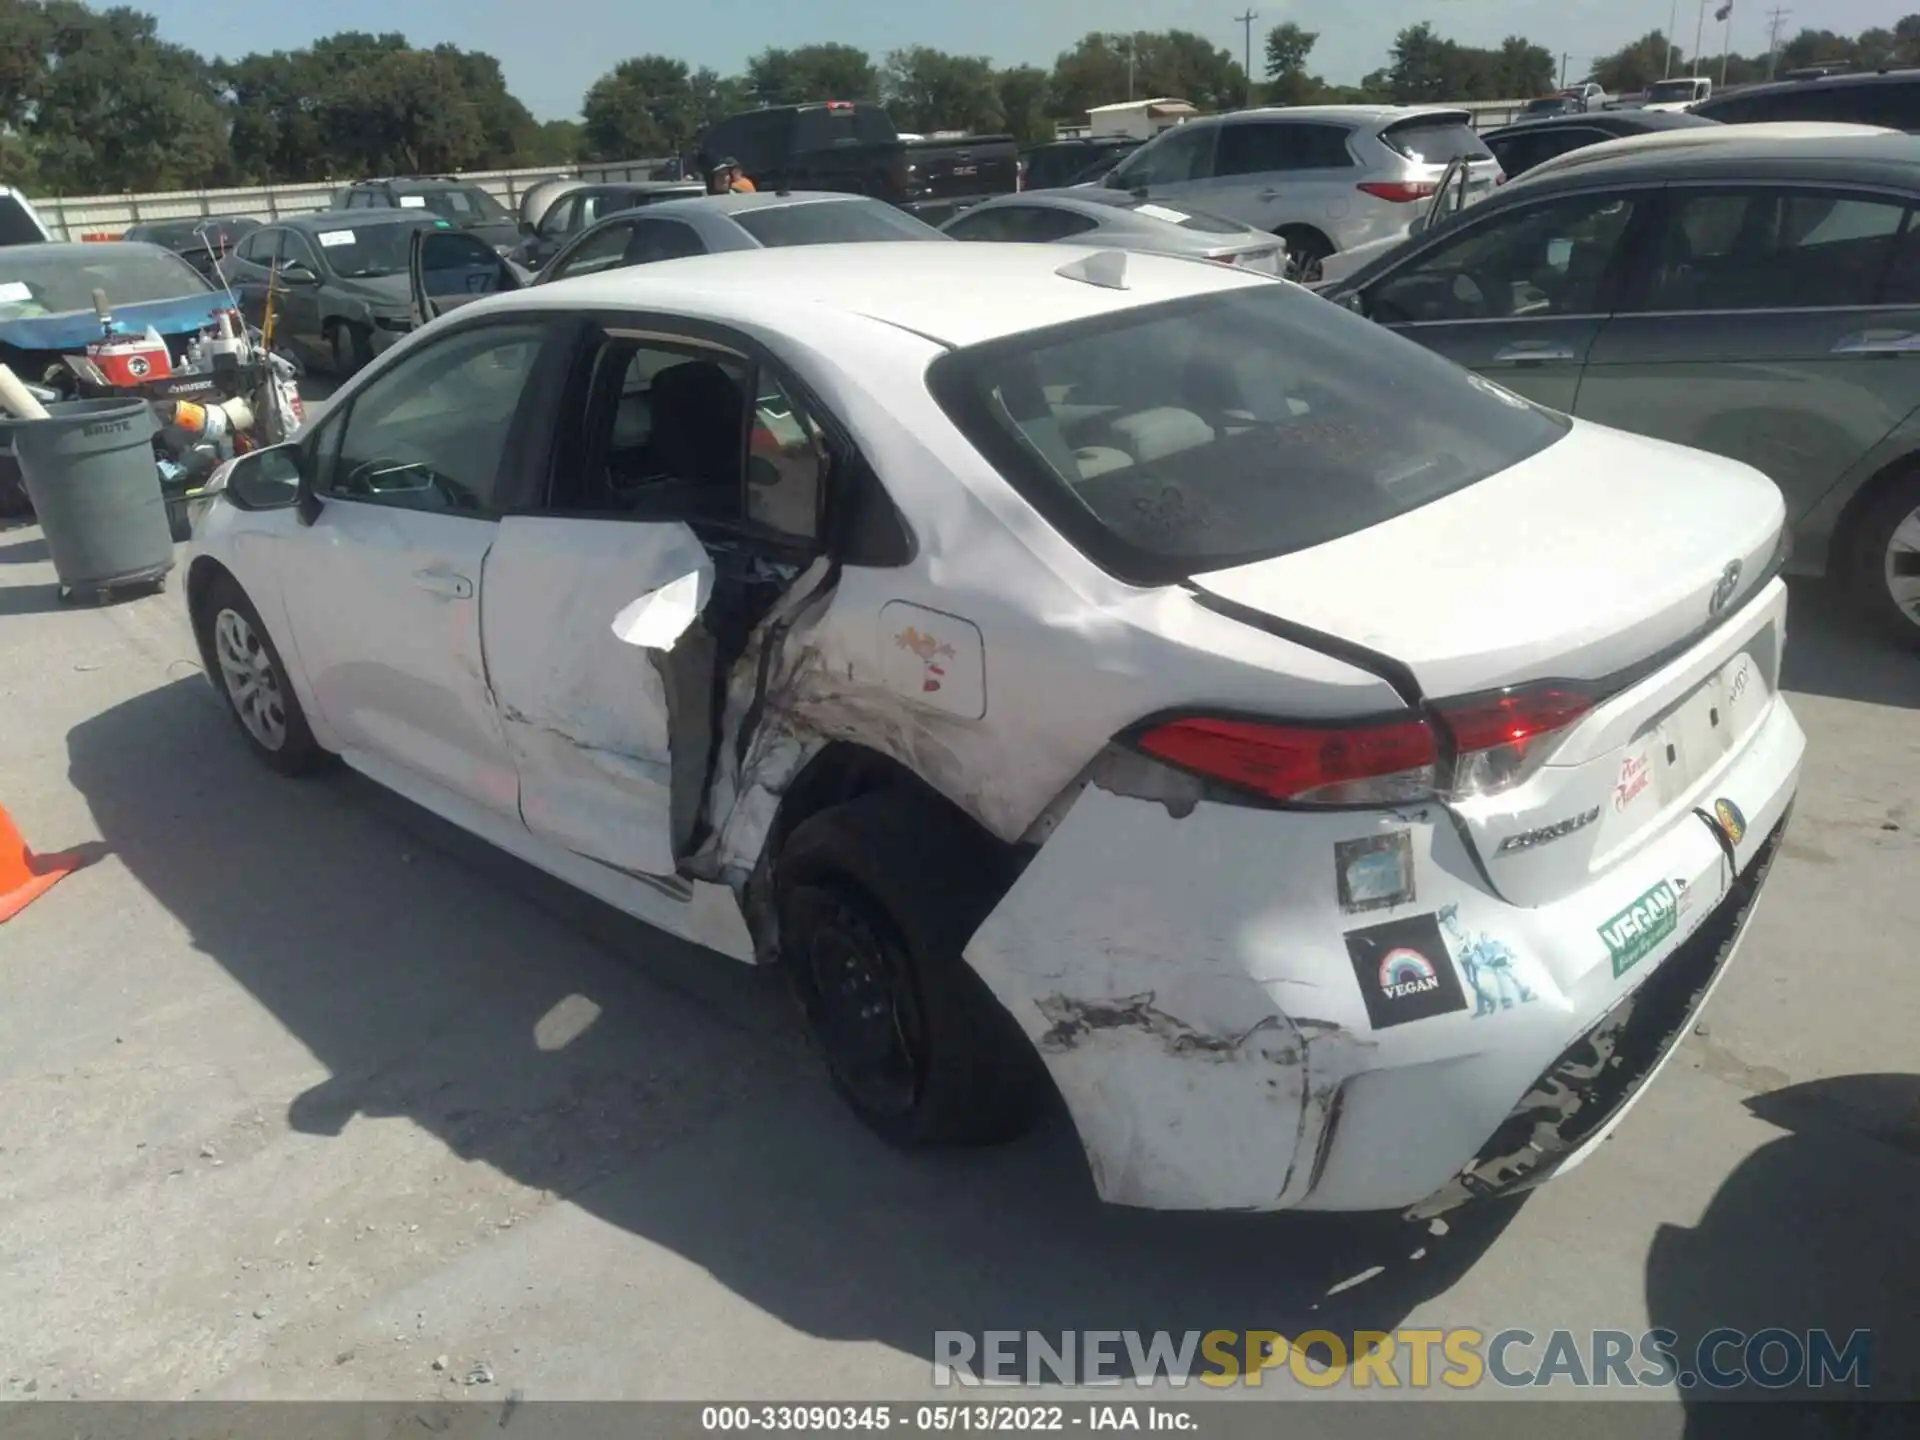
xmin=412 ymin=569 xmax=473 ymax=599
xmin=1492 ymin=342 xmax=1577 ymax=364
xmin=1832 ymin=330 xmax=1920 ymax=356
xmin=1258 ymin=188 xmax=1285 ymax=201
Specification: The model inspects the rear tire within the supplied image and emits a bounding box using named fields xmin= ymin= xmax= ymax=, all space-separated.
xmin=1277 ymin=226 xmax=1332 ymax=284
xmin=194 ymin=573 xmax=330 ymax=776
xmin=776 ymin=791 xmax=1046 ymax=1148
xmin=1847 ymin=468 xmax=1920 ymax=648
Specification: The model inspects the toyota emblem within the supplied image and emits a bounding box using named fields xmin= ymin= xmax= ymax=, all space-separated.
xmin=1708 ymin=560 xmax=1742 ymax=619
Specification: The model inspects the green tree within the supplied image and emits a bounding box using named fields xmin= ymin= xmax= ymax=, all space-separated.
xmin=1047 ymin=30 xmax=1245 ymax=122
xmin=1385 ymin=22 xmax=1452 ymax=102
xmin=883 ymin=47 xmax=1002 ymax=134
xmin=1492 ymin=36 xmax=1555 ymax=97
xmin=746 ymin=44 xmax=878 ymax=105
xmin=1593 ymin=30 xmax=1683 ymax=94
xmin=582 ymin=55 xmax=701 ymax=160
xmin=1779 ymin=28 xmax=1858 ymax=72
xmin=522 ymin=119 xmax=584 ymax=166
xmin=994 ymin=65 xmax=1052 ymax=145
xmin=1262 ymin=22 xmax=1320 ymax=106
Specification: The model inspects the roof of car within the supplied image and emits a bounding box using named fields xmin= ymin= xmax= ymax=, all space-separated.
xmin=1500 ymin=130 xmax=1920 ymax=190
xmin=630 ymin=190 xmax=891 ymax=219
xmin=1701 ymin=66 xmax=1920 ymax=106
xmin=1194 ymin=104 xmax=1471 ymax=127
xmin=511 ymin=241 xmax=1267 ymax=347
xmin=282 ymin=208 xmax=448 ymax=230
xmin=1485 ymin=110 xmax=1713 ymax=138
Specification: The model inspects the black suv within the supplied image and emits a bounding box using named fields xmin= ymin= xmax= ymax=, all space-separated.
xmin=330 ymin=177 xmax=522 ymax=253
xmin=1693 ymin=68 xmax=1920 ymax=131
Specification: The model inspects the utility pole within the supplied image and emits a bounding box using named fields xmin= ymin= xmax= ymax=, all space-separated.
xmin=1126 ymin=37 xmax=1135 ymax=102
xmin=1692 ymin=0 xmax=1708 ymax=77
xmin=1666 ymin=0 xmax=1680 ymax=78
xmin=1764 ymin=7 xmax=1790 ymax=79
xmin=1234 ymin=10 xmax=1259 ymax=107
xmin=1720 ymin=3 xmax=1733 ymax=86
xmin=1560 ymin=52 xmax=1569 ymax=88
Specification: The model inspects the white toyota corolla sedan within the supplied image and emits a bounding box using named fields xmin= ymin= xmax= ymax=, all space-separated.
xmin=184 ymin=240 xmax=1803 ymax=1216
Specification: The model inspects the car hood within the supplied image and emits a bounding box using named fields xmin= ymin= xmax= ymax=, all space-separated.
xmin=1189 ymin=418 xmax=1785 ymax=698
xmin=0 ymin=293 xmax=226 ymax=352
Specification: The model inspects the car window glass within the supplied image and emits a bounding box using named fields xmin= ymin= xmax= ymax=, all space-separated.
xmin=747 ymin=375 xmax=825 ymax=540
xmin=280 ymin=232 xmax=320 ymax=271
xmin=326 ymin=322 xmax=546 ymax=516
xmin=1640 ymin=189 xmax=1908 ymax=312
xmin=1216 ymin=121 xmax=1352 ymax=176
xmin=541 ymin=195 xmax=581 ymax=236
xmin=1114 ymin=124 xmax=1215 ymax=186
xmin=1369 ymin=191 xmax=1641 ymax=323
xmin=0 ymin=195 xmax=44 ymax=245
xmin=944 ymin=208 xmax=1020 ymax=242
xmin=986 ymin=206 xmax=1098 ymax=242
xmin=549 ymin=221 xmax=640 ymax=281
xmin=1879 ymin=208 xmax=1920 ymax=303
xmin=625 ymin=219 xmax=707 ymax=263
xmin=237 ymin=229 xmax=279 ymax=264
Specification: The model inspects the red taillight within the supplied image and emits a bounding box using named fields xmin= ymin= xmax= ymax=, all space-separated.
xmin=1358 ymin=181 xmax=1440 ymax=204
xmin=826 ymin=100 xmax=853 ymax=112
xmin=1136 ymin=715 xmax=1438 ymax=805
xmin=1433 ymin=684 xmax=1595 ymax=796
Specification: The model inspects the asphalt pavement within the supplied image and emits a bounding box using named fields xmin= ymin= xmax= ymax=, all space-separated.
xmin=0 ymin=517 xmax=1914 ymax=1424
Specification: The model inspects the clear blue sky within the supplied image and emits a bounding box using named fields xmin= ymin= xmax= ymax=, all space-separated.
xmin=141 ymin=0 xmax=1901 ymax=120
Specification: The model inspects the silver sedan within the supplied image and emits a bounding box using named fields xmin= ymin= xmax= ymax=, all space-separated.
xmin=940 ymin=190 xmax=1286 ymax=275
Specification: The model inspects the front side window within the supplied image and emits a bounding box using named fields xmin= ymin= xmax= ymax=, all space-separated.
xmin=1112 ymin=124 xmax=1216 ymax=187
xmin=279 ymin=231 xmax=321 ymax=274
xmin=236 ymin=229 xmax=280 ymax=266
xmin=1636 ymin=188 xmax=1909 ymax=312
xmin=927 ymin=281 xmax=1568 ymax=584
xmin=322 ymin=322 xmax=547 ymax=516
xmin=548 ymin=221 xmax=640 ymax=281
xmin=1368 ymin=190 xmax=1643 ymax=324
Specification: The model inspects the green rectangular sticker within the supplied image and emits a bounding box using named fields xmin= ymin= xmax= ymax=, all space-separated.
xmin=1599 ymin=880 xmax=1679 ymax=978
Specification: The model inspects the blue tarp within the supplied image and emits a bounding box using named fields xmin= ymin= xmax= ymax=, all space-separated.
xmin=0 ymin=295 xmax=228 ymax=353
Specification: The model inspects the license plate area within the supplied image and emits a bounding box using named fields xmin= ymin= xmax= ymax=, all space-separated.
xmin=1611 ymin=641 xmax=1774 ymax=822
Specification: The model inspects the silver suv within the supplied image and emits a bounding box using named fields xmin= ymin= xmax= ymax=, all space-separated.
xmin=1090 ymin=105 xmax=1503 ymax=280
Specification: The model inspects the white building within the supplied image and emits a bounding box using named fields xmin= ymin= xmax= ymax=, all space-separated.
xmin=1083 ymin=97 xmax=1198 ymax=141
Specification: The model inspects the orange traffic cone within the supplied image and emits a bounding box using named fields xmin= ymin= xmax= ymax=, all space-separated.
xmin=0 ymin=804 xmax=99 ymax=923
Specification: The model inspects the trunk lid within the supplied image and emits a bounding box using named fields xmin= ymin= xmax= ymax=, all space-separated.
xmin=1190 ymin=420 xmax=1787 ymax=906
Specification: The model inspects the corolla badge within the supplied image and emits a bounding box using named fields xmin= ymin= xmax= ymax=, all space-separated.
xmin=1708 ymin=559 xmax=1743 ymax=619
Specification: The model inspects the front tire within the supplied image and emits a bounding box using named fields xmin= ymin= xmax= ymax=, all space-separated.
xmin=776 ymin=792 xmax=1046 ymax=1148
xmin=330 ymin=322 xmax=371 ymax=377
xmin=196 ymin=574 xmax=329 ymax=775
xmin=1848 ymin=469 xmax=1920 ymax=648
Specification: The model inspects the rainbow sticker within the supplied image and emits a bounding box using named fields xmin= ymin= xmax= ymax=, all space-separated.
xmin=1379 ymin=948 xmax=1440 ymax=997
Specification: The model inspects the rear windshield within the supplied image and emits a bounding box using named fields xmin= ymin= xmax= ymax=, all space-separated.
xmin=1381 ymin=116 xmax=1494 ymax=163
xmin=1647 ymin=80 xmax=1708 ymax=102
xmin=926 ymin=282 xmax=1568 ymax=585
xmin=732 ymin=201 xmax=946 ymax=247
xmin=405 ymin=187 xmax=513 ymax=223
xmin=792 ymin=104 xmax=896 ymax=151
xmin=1121 ymin=200 xmax=1246 ymax=234
xmin=0 ymin=246 xmax=210 ymax=316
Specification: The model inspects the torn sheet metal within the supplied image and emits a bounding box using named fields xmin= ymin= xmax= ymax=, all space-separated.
xmin=611 ymin=568 xmax=713 ymax=651
xmin=481 ymin=516 xmax=714 ymax=877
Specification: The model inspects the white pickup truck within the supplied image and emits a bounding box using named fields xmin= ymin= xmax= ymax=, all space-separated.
xmin=1643 ymin=77 xmax=1713 ymax=112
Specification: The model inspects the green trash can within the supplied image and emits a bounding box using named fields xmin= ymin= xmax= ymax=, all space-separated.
xmin=0 ymin=397 xmax=172 ymax=602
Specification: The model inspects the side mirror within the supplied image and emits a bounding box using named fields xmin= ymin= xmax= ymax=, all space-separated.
xmin=279 ymin=261 xmax=319 ymax=285
xmin=220 ymin=443 xmax=304 ymax=511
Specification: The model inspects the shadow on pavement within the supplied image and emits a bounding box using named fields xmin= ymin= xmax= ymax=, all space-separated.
xmin=1781 ymin=579 xmax=1920 ymax=711
xmin=0 ymin=532 xmax=47 ymax=564
xmin=1644 ymin=1074 xmax=1920 ymax=1434
xmin=67 ymin=675 xmax=1523 ymax=1382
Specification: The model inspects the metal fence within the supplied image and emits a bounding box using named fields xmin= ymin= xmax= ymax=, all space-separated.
xmin=30 ymin=97 xmax=1537 ymax=239
xmin=31 ymin=157 xmax=674 ymax=240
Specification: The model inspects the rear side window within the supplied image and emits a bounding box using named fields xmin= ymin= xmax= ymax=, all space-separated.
xmin=792 ymin=104 xmax=896 ymax=151
xmin=732 ymin=201 xmax=945 ymax=247
xmin=926 ymin=282 xmax=1568 ymax=585
xmin=1638 ymin=188 xmax=1910 ymax=311
xmin=1380 ymin=116 xmax=1494 ymax=164
xmin=1216 ymin=121 xmax=1353 ymax=175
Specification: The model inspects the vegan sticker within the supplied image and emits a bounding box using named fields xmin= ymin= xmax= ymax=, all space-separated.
xmin=1599 ymin=879 xmax=1680 ymax=978
xmin=1343 ymin=913 xmax=1468 ymax=1030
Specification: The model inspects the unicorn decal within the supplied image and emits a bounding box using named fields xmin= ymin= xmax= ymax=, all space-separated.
xmin=1437 ymin=904 xmax=1535 ymax=1017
